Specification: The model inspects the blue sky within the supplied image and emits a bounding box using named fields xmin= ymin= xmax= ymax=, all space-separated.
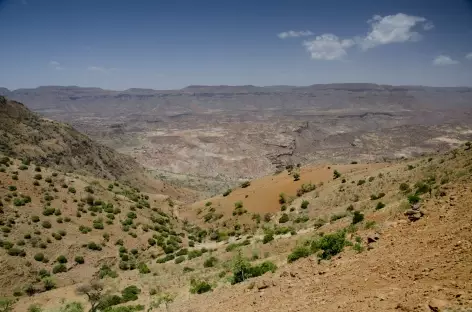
xmin=0 ymin=0 xmax=472 ymax=90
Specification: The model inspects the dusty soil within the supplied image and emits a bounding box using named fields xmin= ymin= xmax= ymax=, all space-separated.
xmin=170 ymin=183 xmax=472 ymax=312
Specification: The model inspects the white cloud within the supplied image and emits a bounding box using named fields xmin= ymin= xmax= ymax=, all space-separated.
xmin=303 ymin=34 xmax=355 ymax=60
xmin=48 ymin=60 xmax=64 ymax=70
xmin=433 ymin=55 xmax=459 ymax=66
xmin=466 ymin=53 xmax=472 ymax=60
xmin=278 ymin=30 xmax=314 ymax=39
xmin=361 ymin=13 xmax=433 ymax=49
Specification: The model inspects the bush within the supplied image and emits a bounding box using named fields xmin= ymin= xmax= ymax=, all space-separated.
xmin=8 ymin=185 xmax=17 ymax=191
xmin=75 ymin=256 xmax=85 ymax=264
xmin=287 ymin=246 xmax=311 ymax=263
xmin=278 ymin=213 xmax=289 ymax=223
xmin=190 ymin=279 xmax=212 ymax=294
xmin=34 ymin=253 xmax=45 ymax=262
xmin=34 ymin=174 xmax=42 ymax=180
xmin=231 ymin=252 xmax=277 ymax=284
xmin=57 ymin=255 xmax=67 ymax=263
xmin=375 ymin=202 xmax=386 ymax=210
xmin=38 ymin=269 xmax=50 ymax=279
xmin=187 ymin=249 xmax=203 ymax=259
xmin=262 ymin=233 xmax=274 ymax=244
xmin=138 ymin=262 xmax=150 ymax=274
xmin=87 ymin=242 xmax=102 ymax=251
xmin=293 ymin=172 xmax=300 ymax=181
xmin=203 ymin=256 xmax=218 ymax=268
xmin=300 ymin=200 xmax=309 ymax=209
xmin=399 ymin=183 xmax=410 ymax=192
xmin=311 ymin=230 xmax=348 ymax=260
xmin=43 ymin=278 xmax=56 ymax=291
xmin=352 ymin=211 xmax=364 ymax=224
xmin=222 ymin=189 xmax=232 ymax=197
xmin=68 ymin=187 xmax=76 ymax=194
xmin=357 ymin=179 xmax=365 ymax=186
xmin=31 ymin=215 xmax=40 ymax=223
xmin=156 ymin=254 xmax=174 ymax=263
xmin=174 ymin=256 xmax=186 ymax=264
xmin=121 ymin=285 xmax=141 ymax=302
xmin=240 ymin=181 xmax=251 ymax=188
xmin=333 ymin=170 xmax=341 ymax=179
xmin=407 ymin=194 xmax=421 ymax=204
xmin=42 ymin=207 xmax=55 ymax=216
xmin=19 ymin=164 xmax=28 ymax=170
xmin=99 ymin=264 xmax=118 ymax=278
xmin=52 ymin=264 xmax=67 ymax=274
xmin=42 ymin=221 xmax=52 ymax=229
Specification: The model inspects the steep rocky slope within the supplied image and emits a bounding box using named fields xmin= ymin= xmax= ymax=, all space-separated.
xmin=0 ymin=96 xmax=195 ymax=200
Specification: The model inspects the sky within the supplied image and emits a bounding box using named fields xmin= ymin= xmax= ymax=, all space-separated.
xmin=0 ymin=0 xmax=472 ymax=90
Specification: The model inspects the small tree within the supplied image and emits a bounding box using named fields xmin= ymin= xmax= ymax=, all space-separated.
xmin=76 ymin=281 xmax=104 ymax=312
xmin=0 ymin=298 xmax=14 ymax=312
xmin=333 ymin=170 xmax=341 ymax=179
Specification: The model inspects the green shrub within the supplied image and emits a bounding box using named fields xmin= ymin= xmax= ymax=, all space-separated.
xmin=408 ymin=194 xmax=421 ymax=204
xmin=357 ymin=179 xmax=365 ymax=186
xmin=263 ymin=233 xmax=274 ymax=244
xmin=287 ymin=246 xmax=311 ymax=263
xmin=183 ymin=266 xmax=195 ymax=273
xmin=375 ymin=202 xmax=386 ymax=210
xmin=34 ymin=253 xmax=45 ymax=262
xmin=42 ymin=207 xmax=55 ymax=216
xmin=57 ymin=255 xmax=67 ymax=263
xmin=42 ymin=221 xmax=52 ymax=229
xmin=278 ymin=213 xmax=289 ymax=223
xmin=8 ymin=185 xmax=17 ymax=191
xmin=240 ymin=181 xmax=251 ymax=188
xmin=121 ymin=285 xmax=141 ymax=302
xmin=231 ymin=252 xmax=277 ymax=284
xmin=176 ymin=248 xmax=188 ymax=256
xmin=311 ymin=230 xmax=348 ymax=260
xmin=399 ymin=183 xmax=410 ymax=192
xmin=333 ymin=170 xmax=341 ymax=179
xmin=203 ymin=256 xmax=218 ymax=268
xmin=222 ymin=189 xmax=232 ymax=197
xmin=300 ymin=200 xmax=309 ymax=209
xmin=34 ymin=174 xmax=42 ymax=180
xmin=174 ymin=256 xmax=185 ymax=264
xmin=353 ymin=243 xmax=364 ymax=253
xmin=156 ymin=254 xmax=174 ymax=263
xmin=87 ymin=242 xmax=102 ymax=251
xmin=19 ymin=164 xmax=28 ymax=170
xmin=294 ymin=215 xmax=309 ymax=223
xmin=75 ymin=256 xmax=85 ymax=264
xmin=190 ymin=279 xmax=212 ymax=294
xmin=352 ymin=211 xmax=364 ymax=224
xmin=187 ymin=249 xmax=203 ymax=260
xmin=52 ymin=264 xmax=67 ymax=274
xmin=43 ymin=278 xmax=56 ymax=291
xmin=138 ymin=262 xmax=150 ymax=274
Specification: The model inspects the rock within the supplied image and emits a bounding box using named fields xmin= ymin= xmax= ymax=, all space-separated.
xmin=412 ymin=203 xmax=421 ymax=210
xmin=404 ymin=209 xmax=424 ymax=221
xmin=428 ymin=299 xmax=448 ymax=312
xmin=256 ymin=279 xmax=273 ymax=290
xmin=367 ymin=235 xmax=380 ymax=244
xmin=280 ymin=271 xmax=289 ymax=278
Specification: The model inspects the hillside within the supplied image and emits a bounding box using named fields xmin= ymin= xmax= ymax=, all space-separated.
xmin=2 ymin=85 xmax=472 ymax=196
xmin=2 ymin=140 xmax=471 ymax=311
xmin=0 ymin=96 xmax=194 ymax=201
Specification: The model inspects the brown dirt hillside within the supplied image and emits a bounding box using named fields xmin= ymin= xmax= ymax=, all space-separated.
xmin=0 ymin=96 xmax=195 ymax=200
xmin=5 ymin=143 xmax=472 ymax=312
